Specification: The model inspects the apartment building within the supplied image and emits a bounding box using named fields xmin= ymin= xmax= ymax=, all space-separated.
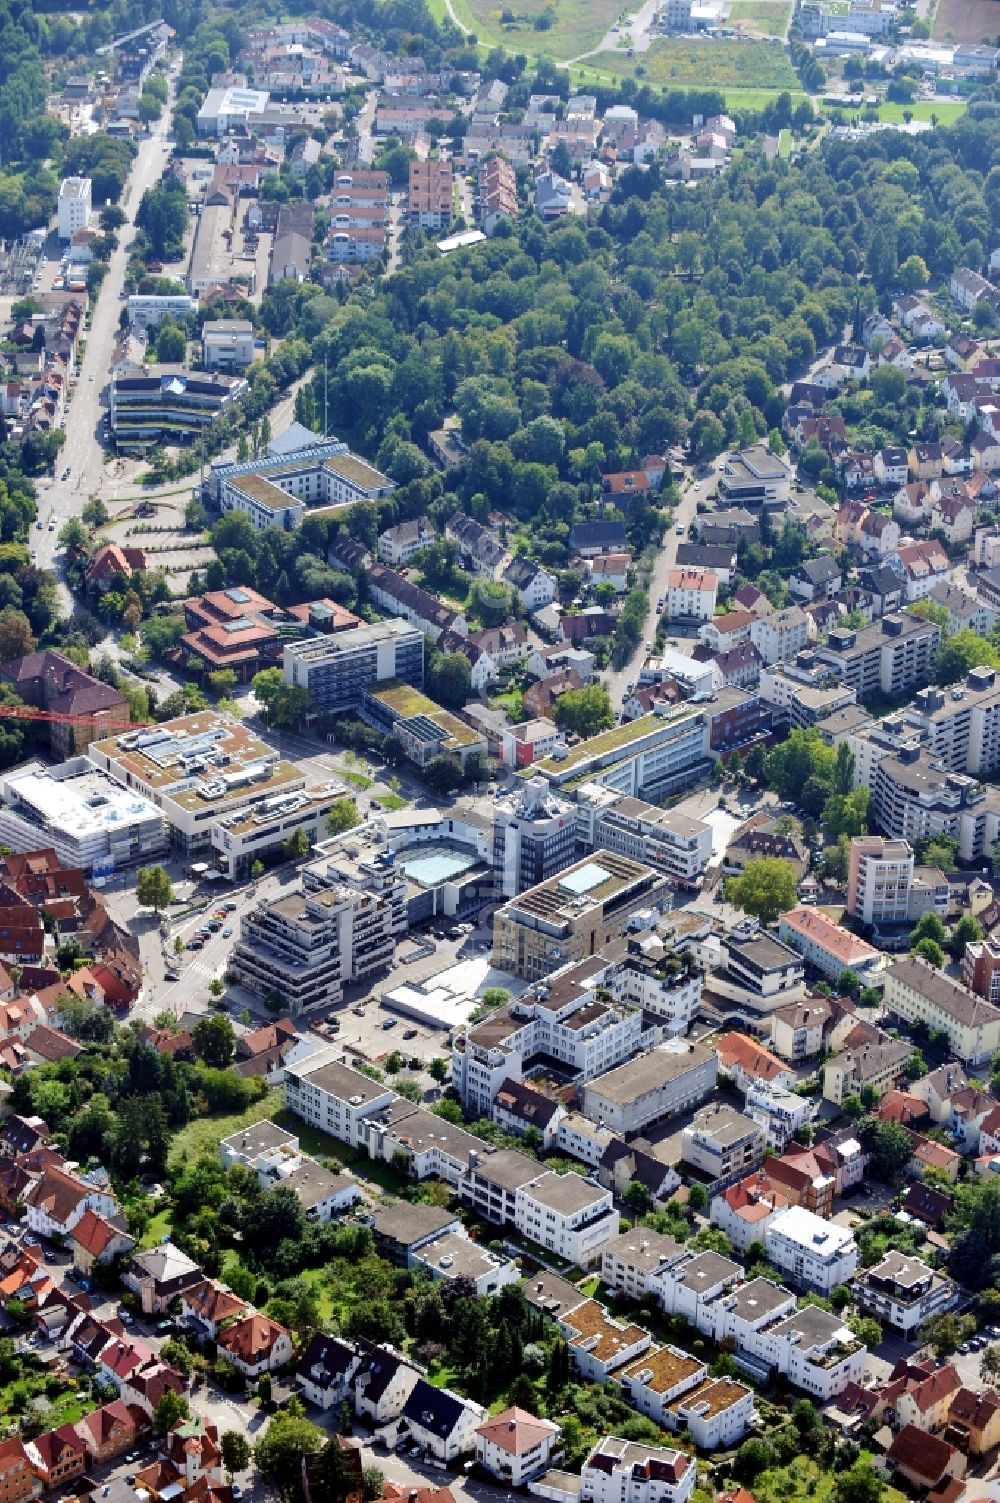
xmin=283 ymin=619 xmax=424 ymax=714
xmin=854 ymin=1251 xmax=957 ymax=1335
xmin=710 ymin=1172 xmax=792 ymax=1254
xmin=408 ymin=160 xmax=454 ymax=228
xmin=749 ymin=606 xmax=810 ymax=666
xmin=768 ymin=999 xmax=832 ymax=1063
xmin=491 ymin=852 xmax=671 ymax=981
xmin=777 ymin=907 xmax=885 ymax=983
xmin=822 ymin=1034 xmax=911 ymax=1105
xmin=744 ymin=1081 xmax=814 ymax=1151
xmin=283 ymin=1058 xmax=396 ymax=1147
xmin=617 ymin=1348 xmax=754 ymax=1450
xmin=666 ymin=568 xmax=717 ymax=623
xmin=514 ymin=1172 xmax=618 ymax=1267
xmin=580 ymin=1438 xmax=695 ymax=1503
xmin=963 ymin=938 xmax=1000 ymax=1004
xmin=602 ymin=1231 xmax=684 ymax=1302
xmin=900 ymin=669 xmax=1000 ymax=777
xmin=608 ymin=946 xmax=703 ymax=1038
xmin=883 ymin=956 xmax=1000 ymax=1065
xmin=127 ymin=293 xmax=198 ymax=332
xmin=378 ymin=517 xmax=435 ymax=567
xmin=230 ymin=848 xmax=407 ymax=1012
xmin=58 ymin=177 xmax=91 ymax=240
xmin=575 ymin=783 xmax=713 ymax=888
xmin=492 ymin=778 xmax=577 ymax=899
xmin=764 ymin=1206 xmax=858 ymax=1294
xmin=847 ymin=836 xmax=916 ymax=927
xmin=474 ymin=1410 xmax=559 ymax=1485
xmin=872 ymin=751 xmax=984 ymax=847
xmin=579 ymin=1041 xmax=717 ymax=1136
xmin=478 ymin=156 xmax=518 ymax=235
xmin=815 ymin=613 xmax=940 ymax=700
xmin=451 ymin=954 xmax=643 ymax=1115
xmin=681 ymin=1104 xmax=764 ymax=1187
xmin=533 ymin=707 xmax=713 ymax=803
xmin=723 ymin=926 xmax=805 ymax=1006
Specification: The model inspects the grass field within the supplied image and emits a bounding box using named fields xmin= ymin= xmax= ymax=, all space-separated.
xmin=824 ymin=98 xmax=967 ymax=124
xmin=589 ymin=35 xmax=800 ymax=91
xmin=140 ymin=1206 xmax=175 ymax=1250
xmin=452 ymin=0 xmax=623 ymax=61
xmin=754 ymin=1458 xmax=908 ymax=1503
xmin=729 ymin=0 xmax=791 ymax=36
xmin=934 ymin=0 xmax=1000 ymax=43
xmin=168 ymin=1088 xmax=282 ymax=1170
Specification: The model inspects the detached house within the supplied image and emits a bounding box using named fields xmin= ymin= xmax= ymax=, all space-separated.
xmin=474 ymin=1407 xmax=561 ymax=1485
xmin=23 ymin=1166 xmax=116 ymax=1239
xmin=26 ymin=1426 xmax=87 ymax=1491
xmin=216 ymin=1312 xmax=293 ymax=1377
xmin=70 ymin=1209 xmax=135 ymax=1275
xmin=398 ymin=1379 xmax=486 ymax=1461
xmin=123 ymin=1243 xmax=202 ymax=1315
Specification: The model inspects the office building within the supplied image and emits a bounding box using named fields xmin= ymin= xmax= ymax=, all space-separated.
xmin=815 ymin=613 xmax=940 ymax=701
xmin=0 ymin=760 xmax=166 ymax=875
xmin=764 ymin=1205 xmax=858 ymax=1294
xmin=579 ymin=1041 xmax=717 ymax=1136
xmin=576 ymin=783 xmax=713 ymax=888
xmin=883 ymin=956 xmax=1000 ymax=1066
xmin=533 ymin=707 xmax=713 ymax=803
xmin=202 ymin=320 xmax=255 ymax=371
xmin=283 ymin=620 xmax=424 ymax=715
xmin=847 ymin=836 xmax=915 ymax=927
xmin=451 ymin=955 xmax=644 ymax=1115
xmin=230 ymin=847 xmax=407 ymax=1013
xmin=196 ymin=85 xmax=270 ymax=136
xmin=777 ymin=907 xmax=885 ymax=983
xmin=88 ymin=711 xmax=343 ymax=875
xmin=492 ymin=852 xmax=671 ymax=980
xmin=207 ymin=438 xmax=394 ymax=527
xmin=58 ymin=178 xmax=91 ymax=241
xmin=717 ymin=446 xmax=791 ymax=504
xmin=360 ymin=682 xmax=485 ymax=771
xmin=723 ymin=925 xmax=805 ymax=1007
xmin=854 ymin=1251 xmax=957 ymax=1335
xmin=492 ymin=778 xmax=577 ymax=898
xmin=110 ymin=369 xmax=246 ymax=451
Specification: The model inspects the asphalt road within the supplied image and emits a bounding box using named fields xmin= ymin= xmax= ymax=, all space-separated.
xmin=604 ymin=465 xmax=714 ymax=709
xmin=32 ymin=66 xmax=180 ymax=599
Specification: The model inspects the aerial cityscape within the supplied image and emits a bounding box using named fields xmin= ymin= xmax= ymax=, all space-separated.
xmin=5 ymin=7 xmax=1000 ymax=1503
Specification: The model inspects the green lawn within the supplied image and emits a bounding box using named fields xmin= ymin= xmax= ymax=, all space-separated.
xmin=729 ymin=0 xmax=791 ymax=36
xmin=458 ymin=0 xmax=625 ymax=62
xmin=377 ymin=793 xmax=410 ymax=811
xmin=340 ymin=769 xmax=374 ymax=790
xmin=168 ymin=1088 xmax=282 ymax=1171
xmin=824 ymin=98 xmax=966 ymax=125
xmin=140 ymin=1206 xmax=175 ymax=1250
xmin=754 ymin=1458 xmax=908 ymax=1503
xmin=589 ymin=35 xmax=800 ymax=91
xmin=778 ymin=126 xmax=791 ymax=157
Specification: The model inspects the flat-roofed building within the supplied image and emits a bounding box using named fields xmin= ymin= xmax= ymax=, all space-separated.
xmin=723 ymin=925 xmax=805 ymax=1006
xmin=58 ymin=177 xmax=91 ymax=240
xmin=681 ymin=1103 xmax=764 ymax=1187
xmin=575 ymin=783 xmax=713 ymax=889
xmin=579 ymin=1040 xmax=717 ymax=1137
xmin=202 ymin=319 xmax=255 ymax=370
xmin=815 ymin=613 xmax=940 ymax=700
xmin=283 ymin=1057 xmax=396 ymax=1145
xmin=717 ymin=446 xmax=791 ymax=504
xmin=764 ymin=1205 xmax=858 ymax=1293
xmin=854 ymin=1250 xmax=957 ymax=1334
xmin=408 ymin=159 xmax=453 ymax=228
xmin=847 ymin=836 xmax=915 ymax=927
xmin=283 ymin=620 xmax=424 ymax=715
xmin=601 ymin=1230 xmax=683 ymax=1301
xmin=581 ymin=1440 xmax=694 ymax=1503
xmin=492 ymin=852 xmax=671 ymax=981
xmin=532 ymin=707 xmax=713 ymax=803
xmin=110 ymin=369 xmax=246 ymax=450
xmin=413 ymin=1230 xmax=519 ymax=1296
xmin=361 ymin=681 xmax=485 ymax=770
xmin=493 ymin=778 xmax=577 ymax=898
xmin=0 ymin=760 xmax=166 ymax=875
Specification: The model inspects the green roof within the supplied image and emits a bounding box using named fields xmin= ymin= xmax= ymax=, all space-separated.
xmin=535 ymin=708 xmax=701 ymax=775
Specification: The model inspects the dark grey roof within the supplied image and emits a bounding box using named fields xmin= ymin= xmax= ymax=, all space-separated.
xmin=402 ymin=1377 xmax=469 ymax=1439
xmin=676 ymin=543 xmax=736 ymax=570
xmin=569 ymin=521 xmax=627 ymax=550
xmin=795 ymin=556 xmax=841 ymax=584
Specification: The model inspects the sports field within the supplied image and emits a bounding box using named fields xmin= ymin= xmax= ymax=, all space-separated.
xmin=934 ymin=0 xmax=1000 ymax=43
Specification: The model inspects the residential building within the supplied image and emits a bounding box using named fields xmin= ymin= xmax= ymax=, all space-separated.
xmin=581 ymin=1437 xmax=695 ymax=1503
xmin=945 ymin=1388 xmax=1000 ymax=1456
xmin=846 ymin=836 xmax=915 ymax=928
xmin=666 ymin=568 xmax=717 ymax=623
xmin=789 ymin=557 xmax=842 ymax=602
xmin=617 ymin=1346 xmax=753 ymax=1450
xmin=768 ymin=1000 xmax=833 ymax=1063
xmin=217 ymin=1313 xmax=294 ymax=1377
xmin=681 ymin=1104 xmax=764 ymax=1187
xmin=777 ymin=907 xmax=885 ymax=983
xmin=764 ymin=1205 xmax=859 ymax=1294
xmin=854 ymin=1251 xmax=957 ymax=1335
xmin=886 ymin=1427 xmax=965 ymax=1492
xmin=514 ymin=1171 xmax=618 ymax=1267
xmin=601 ymin=1230 xmax=683 ymax=1302
xmin=500 ymin=720 xmax=563 ymax=771
xmin=475 ymin=1409 xmax=560 ymax=1485
xmin=883 ymin=955 xmax=1000 ymax=1066
xmin=123 ymin=1243 xmax=201 ymax=1315
xmin=722 ymin=926 xmax=805 ymax=1007
xmin=127 ymin=293 xmax=198 ymax=332
xmin=503 ymin=555 xmax=556 ymax=611
xmin=23 ymin=1164 xmax=116 ymax=1239
xmin=749 ymin=607 xmax=810 ymax=666
xmin=284 ymin=1057 xmax=396 ymax=1147
xmin=368 ymin=562 xmax=467 ymax=638
xmin=283 ymin=620 xmax=424 ymax=715
xmin=579 ymin=1041 xmax=717 ymax=1136
xmin=0 ymin=1441 xmax=34 ymax=1503
xmin=575 ymin=783 xmax=713 ymax=889
xmin=57 ymin=178 xmax=91 ymax=241
xmin=710 ymin=1172 xmax=792 ymax=1254
xmin=815 ymin=613 xmax=940 ymax=700
xmin=201 ymin=319 xmax=255 ymax=370
xmin=0 ymin=650 xmax=130 ymax=760
xmin=491 ymin=852 xmax=671 ymax=981
xmin=715 ymin=1033 xmax=796 ymax=1094
xmin=963 ymin=938 xmax=1000 ymax=1004
xmin=378 ymin=517 xmax=435 ymax=567
xmin=822 ymin=1035 xmax=911 ymax=1105
xmin=744 ymin=1082 xmax=814 ymax=1152
xmin=408 ymin=159 xmax=453 ymax=229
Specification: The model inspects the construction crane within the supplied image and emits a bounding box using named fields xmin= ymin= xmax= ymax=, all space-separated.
xmin=0 ymin=705 xmax=150 ymax=728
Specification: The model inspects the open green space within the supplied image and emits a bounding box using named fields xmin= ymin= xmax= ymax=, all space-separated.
xmin=140 ymin=1205 xmax=175 ymax=1250
xmin=753 ymin=1457 xmax=908 ymax=1503
xmin=729 ymin=0 xmax=791 ymax=36
xmin=456 ymin=0 xmax=623 ymax=61
xmin=167 ymin=1086 xmax=281 ymax=1171
xmin=589 ymin=35 xmax=800 ymax=91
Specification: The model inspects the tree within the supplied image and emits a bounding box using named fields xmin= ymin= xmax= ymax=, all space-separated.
xmin=362 ymin=1468 xmax=385 ymax=1502
xmin=858 ymin=1117 xmax=913 ymax=1182
xmin=221 ymin=1433 xmax=251 ymax=1477
xmin=834 ymin=1461 xmax=884 ymax=1503
xmin=624 ymin=1180 xmax=651 ymax=1216
xmin=428 ymin=1057 xmax=449 ymax=1083
xmin=911 ymin=912 xmax=947 ymax=949
xmin=426 ymin=651 xmax=472 ymax=710
xmin=733 ymin=1438 xmax=776 ymax=1485
xmin=980 ymin=1345 xmax=1000 ymax=1384
xmin=155 ymin=322 xmax=186 ymax=364
xmin=283 ymin=826 xmax=311 ymax=861
xmin=193 ymin=1014 xmax=235 ymax=1069
xmin=0 ymin=608 xmax=34 ymax=661
xmin=725 ymin=858 xmax=799 ymax=925
xmin=553 ymin=684 xmax=615 ymax=738
xmin=136 ymin=865 xmax=173 ymax=913
xmin=688 ymin=1182 xmax=708 ymax=1212
xmin=951 ymin=913 xmax=983 ymax=961
xmin=423 ymin=754 xmax=463 ymax=796
xmin=913 ymin=937 xmax=946 ymax=968
xmin=325 ymin=798 xmax=359 ymax=837
xmin=920 ymin=1311 xmax=977 ymax=1357
xmin=153 ymin=1390 xmax=189 ymax=1433
xmin=254 ymin=1408 xmax=325 ymax=1493
xmin=934 ymin=630 xmax=1000 ymax=687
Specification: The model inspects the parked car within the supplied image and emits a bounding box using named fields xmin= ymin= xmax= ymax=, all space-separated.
xmin=382 ymin=1018 xmax=397 ymax=1030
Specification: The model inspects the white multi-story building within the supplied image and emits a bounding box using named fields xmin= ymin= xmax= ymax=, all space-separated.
xmin=576 ymin=782 xmax=713 ymax=889
xmin=778 ymin=907 xmax=885 ymax=983
xmin=283 ymin=1057 xmax=396 ymax=1147
xmin=514 ymin=1172 xmax=618 ymax=1267
xmin=749 ymin=606 xmax=810 ymax=665
xmin=816 ymin=613 xmax=941 ymax=700
xmin=666 ymin=568 xmax=717 ymax=623
xmin=451 ymin=955 xmax=644 ymax=1116
xmin=854 ymin=1251 xmax=957 ymax=1335
xmin=202 ymin=319 xmax=255 ymax=370
xmin=602 ymin=1231 xmax=684 ymax=1302
xmin=580 ymin=1438 xmax=695 ymax=1503
xmin=474 ymin=1409 xmax=561 ymax=1486
xmin=580 ymin=1041 xmax=718 ymax=1137
xmin=58 ymin=177 xmax=91 ymax=241
xmin=710 ymin=1174 xmax=792 ymax=1254
xmin=533 ymin=708 xmax=713 ymax=804
xmin=609 ymin=950 xmax=702 ymax=1038
xmin=493 ymin=778 xmax=577 ymax=898
xmin=846 ymin=836 xmax=915 ymax=927
xmin=744 ymin=1081 xmax=813 ymax=1151
xmin=764 ymin=1205 xmax=859 ymax=1293
xmin=0 ymin=759 xmax=167 ymax=876
xmin=617 ymin=1347 xmax=754 ymax=1451
xmin=127 ymin=293 xmax=198 ymax=332
xmin=697 ymin=1277 xmax=866 ymax=1400
xmin=681 ymin=1103 xmax=763 ymax=1185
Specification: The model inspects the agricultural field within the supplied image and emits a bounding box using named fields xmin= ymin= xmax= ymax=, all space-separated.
xmin=588 ymin=34 xmax=800 ymax=91
xmin=934 ymin=0 xmax=1000 ymax=43
xmin=455 ymin=0 xmax=624 ymax=60
xmin=729 ymin=0 xmax=792 ymax=37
